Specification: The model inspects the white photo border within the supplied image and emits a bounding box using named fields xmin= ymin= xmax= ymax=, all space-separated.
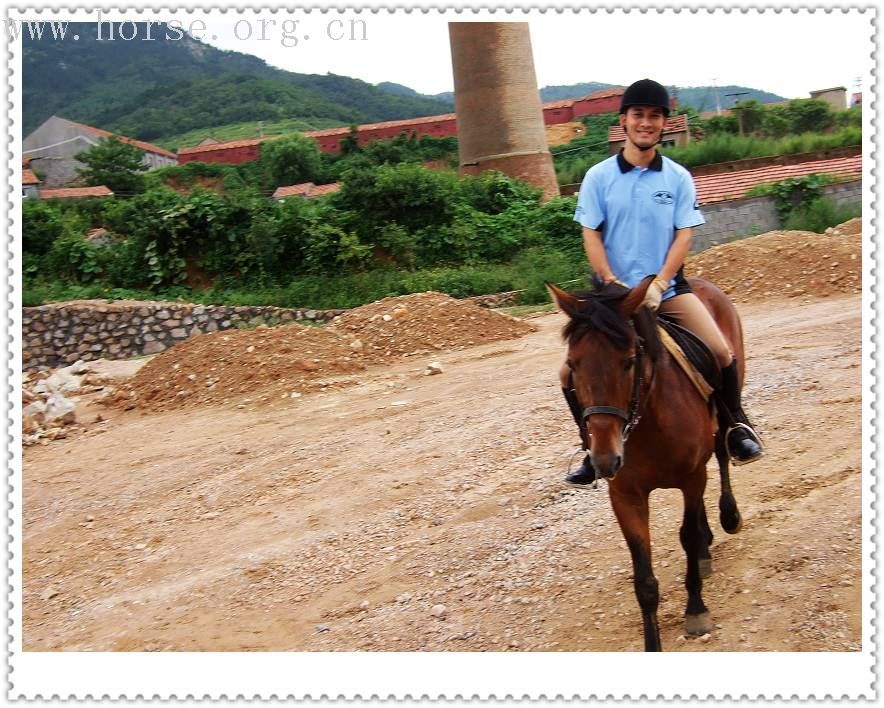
xmin=4 ymin=3 xmax=878 ymax=700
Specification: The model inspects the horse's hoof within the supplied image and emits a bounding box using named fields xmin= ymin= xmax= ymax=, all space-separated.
xmin=685 ymin=611 xmax=713 ymax=636
xmin=720 ymin=510 xmax=742 ymax=535
xmin=699 ymin=558 xmax=713 ymax=579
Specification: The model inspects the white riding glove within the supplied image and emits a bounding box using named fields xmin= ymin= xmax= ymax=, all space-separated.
xmin=642 ymin=276 xmax=670 ymax=311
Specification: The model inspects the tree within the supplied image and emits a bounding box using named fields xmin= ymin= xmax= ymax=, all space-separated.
xmin=260 ymin=133 xmax=323 ymax=187
xmin=75 ymin=135 xmax=147 ymax=195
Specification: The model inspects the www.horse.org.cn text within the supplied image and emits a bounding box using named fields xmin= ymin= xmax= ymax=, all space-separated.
xmin=7 ymin=15 xmax=369 ymax=48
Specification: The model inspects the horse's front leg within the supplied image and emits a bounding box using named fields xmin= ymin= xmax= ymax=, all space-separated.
xmin=610 ymin=486 xmax=661 ymax=651
xmin=681 ymin=476 xmax=714 ymax=636
xmin=715 ymin=419 xmax=742 ymax=534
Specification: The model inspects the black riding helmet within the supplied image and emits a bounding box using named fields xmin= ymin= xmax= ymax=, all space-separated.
xmin=620 ymin=79 xmax=671 ymax=117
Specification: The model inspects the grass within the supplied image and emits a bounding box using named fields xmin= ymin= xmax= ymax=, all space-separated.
xmin=23 ymin=253 xmax=589 ymax=310
xmin=499 ymin=303 xmax=556 ymax=317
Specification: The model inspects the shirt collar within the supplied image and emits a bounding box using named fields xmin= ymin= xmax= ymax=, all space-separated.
xmin=617 ymin=149 xmax=663 ymax=173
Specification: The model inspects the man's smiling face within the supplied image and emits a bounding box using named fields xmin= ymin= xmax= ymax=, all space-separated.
xmin=620 ymin=105 xmax=666 ymax=150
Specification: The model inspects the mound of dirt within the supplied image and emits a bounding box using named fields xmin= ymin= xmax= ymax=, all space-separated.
xmin=115 ymin=324 xmax=367 ymax=412
xmin=114 ymin=292 xmax=535 ymax=412
xmin=328 ymin=292 xmax=536 ymax=364
xmin=686 ymin=220 xmax=861 ymax=302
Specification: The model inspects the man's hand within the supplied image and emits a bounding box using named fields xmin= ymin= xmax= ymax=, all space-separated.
xmin=604 ymin=276 xmax=629 ymax=288
xmin=642 ymin=276 xmax=670 ymax=311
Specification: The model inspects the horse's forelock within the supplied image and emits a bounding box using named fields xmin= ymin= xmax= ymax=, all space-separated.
xmin=561 ymin=284 xmax=633 ymax=350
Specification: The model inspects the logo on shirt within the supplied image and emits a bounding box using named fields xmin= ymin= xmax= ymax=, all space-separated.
xmin=653 ymin=191 xmax=674 ymax=205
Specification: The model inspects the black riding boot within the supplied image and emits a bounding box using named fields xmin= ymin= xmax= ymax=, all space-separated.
xmin=720 ymin=359 xmax=763 ymax=465
xmin=561 ymin=387 xmax=597 ymax=485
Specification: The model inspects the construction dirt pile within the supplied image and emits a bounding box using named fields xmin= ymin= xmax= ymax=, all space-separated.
xmin=686 ymin=219 xmax=861 ymax=302
xmin=328 ymin=292 xmax=536 ymax=365
xmin=107 ymin=324 xmax=367 ymax=413
xmin=111 ymin=292 xmax=535 ymax=412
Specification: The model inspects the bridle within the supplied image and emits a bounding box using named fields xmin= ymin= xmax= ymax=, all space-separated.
xmin=567 ymin=328 xmax=655 ymax=444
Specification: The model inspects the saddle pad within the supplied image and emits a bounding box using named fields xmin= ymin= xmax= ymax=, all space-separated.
xmin=657 ymin=317 xmax=720 ymax=401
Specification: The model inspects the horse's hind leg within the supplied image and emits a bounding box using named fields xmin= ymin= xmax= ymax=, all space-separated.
xmin=610 ymin=487 xmax=662 ymax=651
xmin=715 ymin=431 xmax=743 ymax=534
xmin=680 ymin=477 xmax=713 ymax=636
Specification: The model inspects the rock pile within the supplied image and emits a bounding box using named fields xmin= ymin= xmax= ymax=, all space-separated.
xmin=329 ymin=292 xmax=536 ymax=365
xmin=686 ymin=219 xmax=861 ymax=302
xmin=111 ymin=292 xmax=535 ymax=412
xmin=22 ymin=360 xmax=109 ymax=445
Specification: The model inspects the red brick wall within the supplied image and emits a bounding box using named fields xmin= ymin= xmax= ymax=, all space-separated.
xmin=572 ymin=95 xmax=621 ymax=118
xmin=543 ymin=106 xmax=575 ymax=124
xmin=178 ymin=145 xmax=262 ymax=164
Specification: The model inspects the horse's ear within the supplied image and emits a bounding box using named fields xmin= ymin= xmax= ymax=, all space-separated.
xmin=619 ymin=275 xmax=656 ymax=316
xmin=545 ymin=281 xmax=581 ymax=319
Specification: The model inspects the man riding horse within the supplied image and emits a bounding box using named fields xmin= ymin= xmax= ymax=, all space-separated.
xmin=561 ymin=78 xmax=763 ymax=486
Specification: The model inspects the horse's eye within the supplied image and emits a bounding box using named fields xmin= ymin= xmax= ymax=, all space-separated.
xmin=625 ymin=356 xmax=636 ymax=371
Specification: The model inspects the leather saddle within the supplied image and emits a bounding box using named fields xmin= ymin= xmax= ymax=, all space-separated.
xmin=657 ymin=315 xmax=722 ymax=398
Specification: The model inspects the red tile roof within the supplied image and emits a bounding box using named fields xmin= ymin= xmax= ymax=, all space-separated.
xmin=693 ymin=154 xmax=861 ymax=205
xmin=62 ymin=118 xmax=177 ymax=159
xmin=608 ymin=114 xmax=689 ymax=142
xmin=305 ymin=113 xmax=458 ymax=139
xmin=39 ymin=185 xmax=114 ymax=199
xmin=309 ymin=182 xmax=341 ymax=196
xmin=177 ymin=136 xmax=279 ymax=156
xmin=22 ymin=168 xmax=39 ymax=185
xmin=273 ymin=183 xmax=313 ymax=199
xmin=582 ymin=87 xmax=626 ymax=101
xmin=272 ymin=182 xmax=341 ymax=199
xmin=542 ymin=98 xmax=577 ymax=110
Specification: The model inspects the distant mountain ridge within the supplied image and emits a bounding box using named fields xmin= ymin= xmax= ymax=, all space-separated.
xmin=378 ymin=81 xmax=787 ymax=113
xmin=23 ymin=23 xmax=788 ymax=149
xmin=22 ymin=22 xmax=453 ymax=144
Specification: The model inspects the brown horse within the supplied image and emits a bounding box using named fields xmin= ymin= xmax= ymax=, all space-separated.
xmin=547 ymin=275 xmax=744 ymax=651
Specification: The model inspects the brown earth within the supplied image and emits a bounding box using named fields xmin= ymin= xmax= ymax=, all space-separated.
xmin=545 ymin=121 xmax=586 ymax=147
xmin=687 ymin=219 xmax=861 ymax=302
xmin=21 ymin=225 xmax=864 ymax=652
xmin=114 ymin=292 xmax=535 ymax=413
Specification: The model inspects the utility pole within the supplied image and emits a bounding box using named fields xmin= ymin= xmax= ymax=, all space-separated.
xmin=725 ymin=91 xmax=750 ymax=135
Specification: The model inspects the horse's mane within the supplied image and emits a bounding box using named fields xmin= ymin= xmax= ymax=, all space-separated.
xmin=562 ymin=282 xmax=662 ymax=361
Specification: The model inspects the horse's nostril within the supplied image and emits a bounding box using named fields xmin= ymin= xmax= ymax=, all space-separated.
xmin=615 ymin=456 xmax=623 ymax=471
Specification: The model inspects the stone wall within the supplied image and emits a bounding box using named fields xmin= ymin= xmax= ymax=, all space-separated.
xmin=22 ymin=301 xmax=346 ymax=371
xmin=22 ymin=292 xmax=521 ymax=371
xmin=692 ymin=179 xmax=861 ymax=251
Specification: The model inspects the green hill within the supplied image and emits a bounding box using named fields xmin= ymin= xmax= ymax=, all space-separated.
xmin=389 ymin=82 xmax=786 ymax=113
xmin=22 ymin=21 xmax=453 ymax=142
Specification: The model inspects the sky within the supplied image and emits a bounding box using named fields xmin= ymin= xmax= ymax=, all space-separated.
xmin=191 ymin=7 xmax=873 ymax=102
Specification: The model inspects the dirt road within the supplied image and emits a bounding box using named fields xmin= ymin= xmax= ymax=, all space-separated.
xmin=22 ymin=294 xmax=862 ymax=652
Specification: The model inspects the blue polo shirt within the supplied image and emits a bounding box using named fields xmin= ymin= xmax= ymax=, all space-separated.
xmin=574 ymin=150 xmax=705 ymax=300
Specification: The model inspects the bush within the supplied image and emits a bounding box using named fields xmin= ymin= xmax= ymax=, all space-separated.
xmin=782 ymin=197 xmax=861 ymax=233
xmin=528 ymin=196 xmax=583 ymax=258
xmin=333 ymin=163 xmax=461 ymax=239
xmin=22 ymin=199 xmax=67 ymax=256
xmin=44 ymin=232 xmax=104 ymax=283
xmin=510 ymin=247 xmax=589 ymax=304
xmin=259 ymin=133 xmax=324 ymax=187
